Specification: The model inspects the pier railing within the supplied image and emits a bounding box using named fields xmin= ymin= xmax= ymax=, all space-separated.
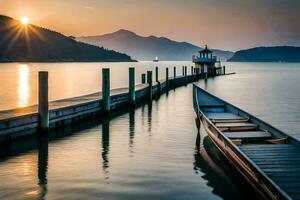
xmin=0 ymin=65 xmax=226 ymax=142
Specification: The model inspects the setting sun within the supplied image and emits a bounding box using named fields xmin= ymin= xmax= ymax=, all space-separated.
xmin=20 ymin=17 xmax=29 ymax=25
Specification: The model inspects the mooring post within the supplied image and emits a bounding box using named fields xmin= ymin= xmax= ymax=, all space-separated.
xmin=129 ymin=67 xmax=135 ymax=105
xmin=155 ymin=66 xmax=159 ymax=82
xmin=223 ymin=66 xmax=226 ymax=75
xmin=147 ymin=71 xmax=153 ymax=101
xmin=38 ymin=71 xmax=49 ymax=131
xmin=173 ymin=66 xmax=176 ymax=78
xmin=166 ymin=67 xmax=169 ymax=88
xmin=184 ymin=66 xmax=187 ymax=84
xmin=102 ymin=68 xmax=110 ymax=113
xmin=141 ymin=73 xmax=146 ymax=84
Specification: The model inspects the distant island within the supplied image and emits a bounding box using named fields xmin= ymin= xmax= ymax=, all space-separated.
xmin=228 ymin=46 xmax=300 ymax=62
xmin=77 ymin=29 xmax=234 ymax=61
xmin=0 ymin=15 xmax=134 ymax=62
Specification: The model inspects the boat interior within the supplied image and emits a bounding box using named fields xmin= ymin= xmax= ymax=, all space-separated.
xmin=201 ymin=105 xmax=288 ymax=145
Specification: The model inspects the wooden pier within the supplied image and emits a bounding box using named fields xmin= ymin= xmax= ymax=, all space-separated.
xmin=0 ymin=66 xmax=226 ymax=142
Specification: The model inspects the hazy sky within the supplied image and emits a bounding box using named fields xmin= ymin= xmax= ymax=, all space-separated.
xmin=1 ymin=0 xmax=299 ymax=50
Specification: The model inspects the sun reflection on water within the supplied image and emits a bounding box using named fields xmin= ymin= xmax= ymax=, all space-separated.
xmin=18 ymin=64 xmax=30 ymax=108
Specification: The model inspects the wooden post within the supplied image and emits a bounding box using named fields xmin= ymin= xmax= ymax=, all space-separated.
xmin=182 ymin=66 xmax=185 ymax=76
xmin=184 ymin=66 xmax=187 ymax=84
xmin=102 ymin=68 xmax=110 ymax=113
xmin=129 ymin=67 xmax=135 ymax=105
xmin=141 ymin=73 xmax=146 ymax=84
xmin=38 ymin=71 xmax=49 ymax=131
xmin=173 ymin=66 xmax=176 ymax=78
xmin=155 ymin=66 xmax=159 ymax=82
xmin=166 ymin=67 xmax=169 ymax=88
xmin=147 ymin=71 xmax=153 ymax=101
xmin=191 ymin=66 xmax=194 ymax=75
xmin=223 ymin=66 xmax=226 ymax=75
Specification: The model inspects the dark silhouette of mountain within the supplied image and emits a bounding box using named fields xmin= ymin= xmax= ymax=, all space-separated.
xmin=77 ymin=29 xmax=233 ymax=61
xmin=0 ymin=15 xmax=133 ymax=62
xmin=228 ymin=46 xmax=300 ymax=62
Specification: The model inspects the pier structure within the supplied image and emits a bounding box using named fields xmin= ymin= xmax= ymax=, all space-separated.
xmin=0 ymin=65 xmax=226 ymax=142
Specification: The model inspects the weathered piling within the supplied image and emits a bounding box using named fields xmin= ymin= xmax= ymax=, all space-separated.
xmin=173 ymin=66 xmax=176 ymax=78
xmin=102 ymin=68 xmax=110 ymax=113
xmin=184 ymin=66 xmax=187 ymax=85
xmin=129 ymin=67 xmax=135 ymax=105
xmin=38 ymin=71 xmax=49 ymax=131
xmin=223 ymin=66 xmax=226 ymax=75
xmin=155 ymin=66 xmax=161 ymax=96
xmin=166 ymin=67 xmax=169 ymax=88
xmin=141 ymin=73 xmax=146 ymax=84
xmin=147 ymin=71 xmax=153 ymax=101
xmin=155 ymin=66 xmax=159 ymax=82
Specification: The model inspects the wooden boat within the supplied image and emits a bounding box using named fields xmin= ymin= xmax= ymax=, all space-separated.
xmin=193 ymin=84 xmax=300 ymax=200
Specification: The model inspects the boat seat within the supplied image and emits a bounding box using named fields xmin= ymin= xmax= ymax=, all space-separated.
xmin=204 ymin=112 xmax=248 ymax=123
xmin=224 ymin=131 xmax=272 ymax=141
xmin=215 ymin=122 xmax=258 ymax=131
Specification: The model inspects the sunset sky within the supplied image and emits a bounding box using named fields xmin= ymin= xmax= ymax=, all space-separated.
xmin=1 ymin=0 xmax=299 ymax=51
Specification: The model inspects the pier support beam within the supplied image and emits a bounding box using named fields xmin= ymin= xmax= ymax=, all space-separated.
xmin=155 ymin=66 xmax=159 ymax=82
xmin=182 ymin=66 xmax=185 ymax=76
xmin=129 ymin=67 xmax=135 ymax=106
xmin=184 ymin=66 xmax=187 ymax=85
xmin=223 ymin=66 xmax=226 ymax=75
xmin=166 ymin=67 xmax=169 ymax=89
xmin=147 ymin=71 xmax=153 ymax=101
xmin=38 ymin=71 xmax=49 ymax=131
xmin=102 ymin=68 xmax=110 ymax=113
xmin=141 ymin=73 xmax=146 ymax=84
xmin=173 ymin=66 xmax=176 ymax=78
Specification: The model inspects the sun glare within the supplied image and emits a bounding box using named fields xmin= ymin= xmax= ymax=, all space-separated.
xmin=20 ymin=17 xmax=29 ymax=25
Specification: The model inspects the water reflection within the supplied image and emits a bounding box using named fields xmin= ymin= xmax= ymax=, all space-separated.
xmin=129 ymin=109 xmax=135 ymax=153
xmin=37 ymin=135 xmax=48 ymax=199
xmin=101 ymin=119 xmax=110 ymax=180
xmin=194 ymin=133 xmax=258 ymax=200
xmin=18 ymin=64 xmax=30 ymax=108
xmin=147 ymin=103 xmax=152 ymax=133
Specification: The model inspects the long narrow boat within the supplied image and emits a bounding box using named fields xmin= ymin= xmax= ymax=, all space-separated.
xmin=193 ymin=84 xmax=300 ymax=200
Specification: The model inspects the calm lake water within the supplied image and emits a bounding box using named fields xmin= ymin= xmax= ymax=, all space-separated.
xmin=0 ymin=61 xmax=300 ymax=199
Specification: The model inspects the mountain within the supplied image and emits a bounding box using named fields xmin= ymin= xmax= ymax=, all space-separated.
xmin=77 ymin=29 xmax=234 ymax=61
xmin=0 ymin=15 xmax=133 ymax=62
xmin=228 ymin=46 xmax=300 ymax=62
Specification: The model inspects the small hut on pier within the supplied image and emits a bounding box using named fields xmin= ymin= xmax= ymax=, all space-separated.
xmin=192 ymin=45 xmax=221 ymax=76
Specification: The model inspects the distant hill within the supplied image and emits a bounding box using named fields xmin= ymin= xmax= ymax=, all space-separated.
xmin=0 ymin=15 xmax=133 ymax=62
xmin=228 ymin=46 xmax=300 ymax=62
xmin=77 ymin=29 xmax=234 ymax=61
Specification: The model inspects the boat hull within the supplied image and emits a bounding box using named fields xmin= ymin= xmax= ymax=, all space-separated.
xmin=198 ymin=116 xmax=288 ymax=200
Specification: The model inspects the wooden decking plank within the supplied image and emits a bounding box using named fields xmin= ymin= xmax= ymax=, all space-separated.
xmin=216 ymin=122 xmax=257 ymax=127
xmin=245 ymin=152 xmax=300 ymax=157
xmin=240 ymin=144 xmax=296 ymax=149
xmin=251 ymin=157 xmax=300 ymax=162
xmin=255 ymin=160 xmax=300 ymax=165
xmin=242 ymin=149 xmax=300 ymax=153
xmin=224 ymin=131 xmax=272 ymax=140
xmin=204 ymin=112 xmax=245 ymax=120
